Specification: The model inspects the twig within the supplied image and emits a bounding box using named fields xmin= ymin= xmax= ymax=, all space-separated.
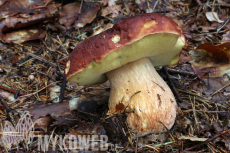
xmin=182 ymin=110 xmax=228 ymax=113
xmin=158 ymin=120 xmax=175 ymax=142
xmin=18 ymin=81 xmax=61 ymax=98
xmin=18 ymin=46 xmax=43 ymax=66
xmin=145 ymin=144 xmax=159 ymax=152
xmin=210 ymin=82 xmax=230 ymax=97
xmin=22 ymin=66 xmax=55 ymax=81
xmin=0 ymin=84 xmax=25 ymax=96
xmin=122 ymin=0 xmax=130 ymax=15
xmin=79 ymin=0 xmax=84 ymax=14
xmin=183 ymin=129 xmax=230 ymax=152
xmin=76 ymin=25 xmax=101 ymax=38
xmin=212 ymin=0 xmax=216 ymax=12
xmin=195 ymin=0 xmax=202 ymax=5
xmin=152 ymin=0 xmax=159 ymax=12
xmin=56 ymin=35 xmax=69 ymax=55
xmin=26 ymin=53 xmax=56 ymax=67
xmin=163 ymin=66 xmax=183 ymax=103
xmin=217 ymin=16 xmax=230 ymax=32
xmin=167 ymin=68 xmax=196 ymax=77
xmin=0 ymin=95 xmax=17 ymax=114
xmin=191 ymin=96 xmax=199 ymax=134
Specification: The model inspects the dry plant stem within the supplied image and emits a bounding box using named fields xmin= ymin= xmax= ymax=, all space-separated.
xmin=27 ymin=53 xmax=56 ymax=67
xmin=210 ymin=82 xmax=230 ymax=97
xmin=166 ymin=68 xmax=196 ymax=77
xmin=183 ymin=110 xmax=228 ymax=113
xmin=183 ymin=129 xmax=230 ymax=152
xmin=106 ymin=57 xmax=177 ymax=136
xmin=23 ymin=66 xmax=55 ymax=81
xmin=0 ymin=95 xmax=17 ymax=115
xmin=163 ymin=66 xmax=183 ymax=103
xmin=0 ymin=84 xmax=25 ymax=96
xmin=18 ymin=81 xmax=61 ymax=98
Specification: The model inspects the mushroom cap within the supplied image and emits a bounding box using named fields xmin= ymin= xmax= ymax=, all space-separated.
xmin=65 ymin=13 xmax=186 ymax=85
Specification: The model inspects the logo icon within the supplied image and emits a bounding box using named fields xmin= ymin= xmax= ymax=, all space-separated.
xmin=2 ymin=111 xmax=34 ymax=150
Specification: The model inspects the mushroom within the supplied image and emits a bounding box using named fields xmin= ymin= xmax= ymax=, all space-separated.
xmin=65 ymin=13 xmax=186 ymax=136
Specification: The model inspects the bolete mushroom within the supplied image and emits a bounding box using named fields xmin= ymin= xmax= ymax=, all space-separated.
xmin=65 ymin=13 xmax=186 ymax=136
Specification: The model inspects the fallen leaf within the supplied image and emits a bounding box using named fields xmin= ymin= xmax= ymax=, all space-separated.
xmin=2 ymin=28 xmax=45 ymax=43
xmin=59 ymin=2 xmax=100 ymax=29
xmin=0 ymin=0 xmax=60 ymax=35
xmin=189 ymin=50 xmax=230 ymax=78
xmin=189 ymin=42 xmax=230 ymax=78
xmin=101 ymin=0 xmax=121 ymax=18
xmin=107 ymin=102 xmax=125 ymax=115
xmin=27 ymin=101 xmax=71 ymax=120
xmin=196 ymin=42 xmax=230 ymax=63
xmin=34 ymin=116 xmax=53 ymax=132
xmin=206 ymin=12 xmax=224 ymax=23
xmin=59 ymin=2 xmax=81 ymax=29
xmin=222 ymin=31 xmax=230 ymax=43
xmin=115 ymin=102 xmax=125 ymax=112
xmin=179 ymin=50 xmax=193 ymax=64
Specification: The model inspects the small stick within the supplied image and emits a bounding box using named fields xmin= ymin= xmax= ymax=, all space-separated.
xmin=166 ymin=68 xmax=196 ymax=77
xmin=163 ymin=66 xmax=183 ymax=103
xmin=182 ymin=110 xmax=228 ymax=113
xmin=79 ymin=0 xmax=84 ymax=14
xmin=0 ymin=84 xmax=25 ymax=96
xmin=22 ymin=66 xmax=55 ymax=81
xmin=210 ymin=82 xmax=230 ymax=97
xmin=183 ymin=129 xmax=230 ymax=151
xmin=18 ymin=81 xmax=61 ymax=98
xmin=158 ymin=120 xmax=175 ymax=142
xmin=26 ymin=53 xmax=56 ymax=67
xmin=195 ymin=0 xmax=202 ymax=5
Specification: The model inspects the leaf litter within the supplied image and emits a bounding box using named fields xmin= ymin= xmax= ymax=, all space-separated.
xmin=0 ymin=0 xmax=230 ymax=152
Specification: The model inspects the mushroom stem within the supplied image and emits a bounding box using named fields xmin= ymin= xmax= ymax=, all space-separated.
xmin=106 ymin=57 xmax=177 ymax=136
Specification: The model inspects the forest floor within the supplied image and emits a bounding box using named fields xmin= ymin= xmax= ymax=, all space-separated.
xmin=0 ymin=0 xmax=230 ymax=152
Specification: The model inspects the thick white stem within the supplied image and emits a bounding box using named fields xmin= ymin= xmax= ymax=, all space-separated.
xmin=106 ymin=57 xmax=177 ymax=136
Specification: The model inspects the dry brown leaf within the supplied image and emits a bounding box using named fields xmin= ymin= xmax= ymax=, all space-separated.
xmin=196 ymin=42 xmax=230 ymax=63
xmin=34 ymin=116 xmax=53 ymax=132
xmin=189 ymin=43 xmax=230 ymax=78
xmin=206 ymin=12 xmax=224 ymax=23
xmin=222 ymin=31 xmax=230 ymax=43
xmin=107 ymin=102 xmax=125 ymax=115
xmin=190 ymin=50 xmax=230 ymax=77
xmin=27 ymin=101 xmax=71 ymax=120
xmin=0 ymin=0 xmax=60 ymax=36
xmin=74 ymin=3 xmax=100 ymax=29
xmin=59 ymin=2 xmax=100 ymax=29
xmin=179 ymin=50 xmax=193 ymax=64
xmin=0 ymin=0 xmax=31 ymax=17
xmin=59 ymin=2 xmax=80 ymax=29
xmin=101 ymin=0 xmax=121 ymax=18
xmin=2 ymin=28 xmax=45 ymax=43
